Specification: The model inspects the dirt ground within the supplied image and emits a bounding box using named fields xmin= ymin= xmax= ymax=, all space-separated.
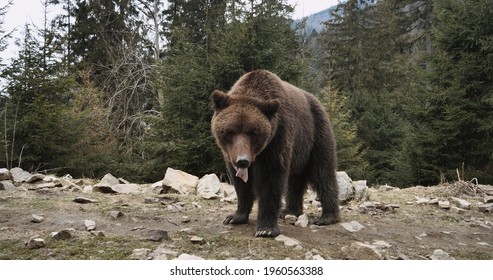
xmin=0 ymin=182 xmax=492 ymax=260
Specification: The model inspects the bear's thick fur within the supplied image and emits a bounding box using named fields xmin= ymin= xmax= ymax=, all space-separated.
xmin=211 ymin=70 xmax=339 ymax=237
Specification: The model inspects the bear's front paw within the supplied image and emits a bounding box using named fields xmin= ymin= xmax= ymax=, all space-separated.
xmin=254 ymin=227 xmax=280 ymax=238
xmin=313 ymin=214 xmax=340 ymax=226
xmin=223 ymin=213 xmax=249 ymax=225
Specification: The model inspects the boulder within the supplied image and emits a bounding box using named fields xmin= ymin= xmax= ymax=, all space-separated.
xmin=337 ymin=171 xmax=354 ymax=202
xmin=99 ymin=173 xmax=120 ymax=186
xmin=0 ymin=181 xmax=16 ymax=191
xmin=353 ymin=180 xmax=369 ymax=201
xmin=111 ymin=184 xmax=142 ymax=194
xmin=10 ymin=167 xmax=32 ymax=183
xmin=162 ymin=168 xmax=198 ymax=195
xmin=197 ymin=174 xmax=222 ymax=199
xmin=0 ymin=168 xmax=11 ymax=180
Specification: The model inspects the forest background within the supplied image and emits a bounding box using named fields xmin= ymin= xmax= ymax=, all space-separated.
xmin=0 ymin=0 xmax=491 ymax=187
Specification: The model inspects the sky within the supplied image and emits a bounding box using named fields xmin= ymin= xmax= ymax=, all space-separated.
xmin=1 ymin=0 xmax=340 ymax=60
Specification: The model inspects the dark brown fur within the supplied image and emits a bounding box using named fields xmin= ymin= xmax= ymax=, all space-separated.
xmin=211 ymin=70 xmax=339 ymax=238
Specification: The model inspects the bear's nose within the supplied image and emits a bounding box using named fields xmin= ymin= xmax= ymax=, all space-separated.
xmin=236 ymin=156 xmax=250 ymax=168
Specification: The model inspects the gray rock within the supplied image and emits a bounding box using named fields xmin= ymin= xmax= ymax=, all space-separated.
xmin=84 ymin=220 xmax=96 ymax=231
xmin=111 ymin=184 xmax=142 ymax=194
xmin=92 ymin=185 xmax=117 ymax=193
xmin=148 ymin=181 xmax=164 ymax=194
xmin=450 ymin=206 xmax=465 ymax=214
xmin=10 ymin=167 xmax=32 ymax=183
xmin=353 ymin=180 xmax=369 ymax=201
xmin=110 ymin=211 xmax=124 ymax=219
xmin=26 ymin=237 xmax=46 ymax=249
xmin=284 ymin=214 xmax=297 ymax=225
xmin=295 ymin=213 xmax=309 ymax=228
xmin=484 ymin=196 xmax=493 ymax=204
xmin=150 ymin=246 xmax=178 ymax=259
xmin=31 ymin=214 xmax=44 ymax=223
xmin=162 ymin=167 xmax=198 ymax=195
xmin=430 ymin=249 xmax=454 ymax=260
xmin=275 ymin=234 xmax=302 ymax=247
xmin=220 ymin=183 xmax=237 ymax=202
xmin=0 ymin=181 xmax=16 ymax=191
xmin=450 ymin=197 xmax=471 ymax=209
xmin=51 ymin=228 xmax=75 ymax=240
xmin=147 ymin=229 xmax=169 ymax=242
xmin=438 ymin=200 xmax=450 ymax=209
xmin=341 ymin=242 xmax=383 ymax=260
xmin=99 ymin=173 xmax=120 ymax=186
xmin=197 ymin=174 xmax=222 ymax=199
xmin=0 ymin=168 xmax=11 ymax=180
xmin=415 ymin=196 xmax=430 ymax=204
xmin=27 ymin=173 xmax=44 ymax=183
xmin=478 ymin=203 xmax=493 ymax=213
xmin=131 ymin=248 xmax=151 ymax=260
xmin=191 ymin=236 xmax=205 ymax=244
xmin=337 ymin=171 xmax=354 ymax=202
xmin=174 ymin=254 xmax=205 ymax=260
xmin=73 ymin=196 xmax=98 ymax=204
xmin=340 ymin=221 xmax=365 ymax=232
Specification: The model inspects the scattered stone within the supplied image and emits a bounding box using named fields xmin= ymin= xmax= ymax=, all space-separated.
xmin=0 ymin=168 xmax=11 ymax=180
xmin=197 ymin=174 xmax=222 ymax=199
xmin=427 ymin=198 xmax=439 ymax=205
xmin=144 ymin=197 xmax=160 ymax=204
xmin=174 ymin=254 xmax=205 ymax=260
xmin=340 ymin=221 xmax=365 ymax=232
xmin=379 ymin=184 xmax=396 ymax=192
xmin=30 ymin=214 xmax=44 ymax=223
xmin=430 ymin=249 xmax=454 ymax=260
xmin=111 ymin=184 xmax=142 ymax=194
xmin=275 ymin=235 xmax=302 ymax=247
xmin=90 ymin=230 xmax=105 ymax=237
xmin=477 ymin=242 xmax=491 ymax=247
xmin=99 ymin=173 xmax=120 ymax=186
xmin=0 ymin=181 xmax=16 ymax=191
xmin=51 ymin=228 xmax=75 ymax=240
xmin=191 ymin=236 xmax=205 ymax=244
xmin=83 ymin=220 xmax=96 ymax=231
xmin=73 ymin=196 xmax=97 ymax=204
xmin=27 ymin=173 xmax=44 ymax=183
xmin=305 ymin=251 xmax=325 ymax=260
xmin=82 ymin=186 xmax=94 ymax=193
xmin=341 ymin=241 xmax=383 ymax=260
xmin=372 ymin=240 xmax=392 ymax=249
xmin=147 ymin=229 xmax=169 ymax=242
xmin=26 ymin=237 xmax=46 ymax=249
xmin=295 ymin=213 xmax=309 ymax=228
xmin=181 ymin=216 xmax=191 ymax=223
xmin=162 ymin=168 xmax=198 ymax=195
xmin=131 ymin=248 xmax=151 ymax=260
xmin=284 ymin=214 xmax=297 ymax=225
xmin=450 ymin=206 xmax=465 ymax=214
xmin=34 ymin=182 xmax=62 ymax=189
xmin=450 ymin=197 xmax=471 ymax=209
xmin=438 ymin=200 xmax=450 ymax=209
xmin=150 ymin=246 xmax=179 ymax=259
xmin=484 ymin=196 xmax=493 ymax=204
xmin=478 ymin=203 xmax=493 ymax=213
xmin=337 ymin=171 xmax=354 ymax=202
xmin=415 ymin=196 xmax=430 ymax=204
xmin=148 ymin=181 xmax=164 ymax=194
xmin=353 ymin=180 xmax=369 ymax=201
xmin=92 ymin=185 xmax=117 ymax=193
xmin=110 ymin=211 xmax=124 ymax=219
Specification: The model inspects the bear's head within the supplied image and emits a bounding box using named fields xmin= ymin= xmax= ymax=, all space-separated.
xmin=211 ymin=90 xmax=280 ymax=183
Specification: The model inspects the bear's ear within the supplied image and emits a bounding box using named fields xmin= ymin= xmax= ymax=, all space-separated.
xmin=260 ymin=99 xmax=280 ymax=119
xmin=211 ymin=90 xmax=229 ymax=111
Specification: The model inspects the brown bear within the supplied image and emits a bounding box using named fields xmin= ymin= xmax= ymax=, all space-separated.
xmin=211 ymin=70 xmax=339 ymax=238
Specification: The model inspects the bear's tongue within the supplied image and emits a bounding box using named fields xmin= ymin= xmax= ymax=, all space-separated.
xmin=235 ymin=167 xmax=248 ymax=183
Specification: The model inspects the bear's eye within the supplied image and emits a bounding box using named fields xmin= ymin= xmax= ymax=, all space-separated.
xmin=247 ymin=131 xmax=257 ymax=138
xmin=222 ymin=129 xmax=234 ymax=141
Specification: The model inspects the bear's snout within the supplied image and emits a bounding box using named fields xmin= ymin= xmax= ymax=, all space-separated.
xmin=236 ymin=155 xmax=250 ymax=168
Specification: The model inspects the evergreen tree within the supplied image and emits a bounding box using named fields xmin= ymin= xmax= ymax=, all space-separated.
xmin=411 ymin=0 xmax=493 ymax=184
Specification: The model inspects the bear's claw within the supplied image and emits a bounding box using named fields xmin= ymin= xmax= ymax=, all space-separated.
xmin=254 ymin=227 xmax=280 ymax=238
xmin=223 ymin=214 xmax=248 ymax=225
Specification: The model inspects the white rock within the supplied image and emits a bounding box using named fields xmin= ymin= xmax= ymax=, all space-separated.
xmin=26 ymin=237 xmax=46 ymax=249
xmin=450 ymin=206 xmax=465 ymax=214
xmin=197 ymin=174 xmax=222 ymax=199
xmin=340 ymin=221 xmax=365 ymax=232
xmin=484 ymin=196 xmax=493 ymax=203
xmin=372 ymin=240 xmax=392 ymax=249
xmin=82 ymin=185 xmax=94 ymax=193
xmin=295 ymin=213 xmax=309 ymax=228
xmin=438 ymin=200 xmax=450 ymax=209
xmin=450 ymin=197 xmax=471 ymax=209
xmin=0 ymin=181 xmax=16 ymax=191
xmin=191 ymin=236 xmax=205 ymax=244
xmin=415 ymin=196 xmax=430 ymax=204
xmin=478 ymin=203 xmax=493 ymax=213
xmin=148 ymin=181 xmax=164 ymax=194
xmin=275 ymin=234 xmax=302 ymax=247
xmin=84 ymin=220 xmax=96 ymax=231
xmin=0 ymin=168 xmax=11 ymax=180
xmin=284 ymin=214 xmax=297 ymax=225
xmin=174 ymin=254 xmax=205 ymax=260
xmin=337 ymin=171 xmax=354 ymax=202
xmin=31 ymin=214 xmax=44 ymax=223
xmin=341 ymin=242 xmax=383 ymax=260
xmin=99 ymin=173 xmax=120 ymax=186
xmin=10 ymin=167 xmax=32 ymax=183
xmin=220 ymin=183 xmax=237 ymax=202
xmin=131 ymin=248 xmax=151 ymax=260
xmin=111 ymin=184 xmax=142 ymax=194
xmin=353 ymin=180 xmax=368 ymax=201
xmin=162 ymin=168 xmax=198 ymax=195
xmin=430 ymin=249 xmax=454 ymax=260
